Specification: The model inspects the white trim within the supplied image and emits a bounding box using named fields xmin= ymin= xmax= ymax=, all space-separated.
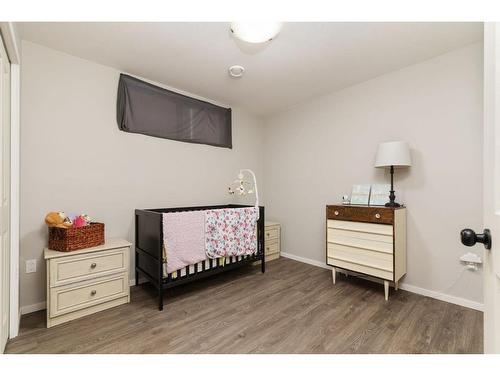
xmin=9 ymin=64 xmax=19 ymax=338
xmin=398 ymin=282 xmax=484 ymax=312
xmin=0 ymin=23 xmax=21 ymax=64
xmin=281 ymin=251 xmax=484 ymax=312
xmin=281 ymin=251 xmax=330 ymax=270
xmin=20 ymin=302 xmax=46 ymax=315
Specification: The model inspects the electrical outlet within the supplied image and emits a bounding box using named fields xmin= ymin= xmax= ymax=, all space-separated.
xmin=26 ymin=259 xmax=37 ymax=273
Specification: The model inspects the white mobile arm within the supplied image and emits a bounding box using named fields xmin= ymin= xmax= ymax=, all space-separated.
xmin=228 ymin=168 xmax=259 ymax=220
xmin=239 ymin=169 xmax=259 ymax=209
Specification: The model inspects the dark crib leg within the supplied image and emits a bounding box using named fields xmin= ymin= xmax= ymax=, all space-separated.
xmin=158 ymin=288 xmax=164 ymax=311
xmin=135 ymin=270 xmax=139 ymax=286
xmin=261 ymin=257 xmax=265 ymax=273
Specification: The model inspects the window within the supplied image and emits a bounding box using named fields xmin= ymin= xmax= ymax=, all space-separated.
xmin=117 ymin=74 xmax=232 ymax=148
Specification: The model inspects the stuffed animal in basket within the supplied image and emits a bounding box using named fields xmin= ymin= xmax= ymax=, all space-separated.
xmin=44 ymin=212 xmax=73 ymax=228
xmin=45 ymin=211 xmax=92 ymax=228
xmin=73 ymin=215 xmax=87 ymax=228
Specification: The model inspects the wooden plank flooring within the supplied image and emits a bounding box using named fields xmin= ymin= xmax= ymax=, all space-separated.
xmin=5 ymin=258 xmax=483 ymax=354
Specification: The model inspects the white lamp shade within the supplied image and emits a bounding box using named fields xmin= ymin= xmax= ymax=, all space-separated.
xmin=374 ymin=141 xmax=412 ymax=168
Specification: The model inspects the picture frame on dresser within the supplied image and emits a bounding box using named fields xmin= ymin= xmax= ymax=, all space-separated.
xmin=369 ymin=184 xmax=391 ymax=206
xmin=350 ymin=184 xmax=371 ymax=205
xmin=325 ymin=204 xmax=406 ymax=300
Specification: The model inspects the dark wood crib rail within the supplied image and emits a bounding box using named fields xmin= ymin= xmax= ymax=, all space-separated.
xmin=135 ymin=204 xmax=265 ymax=310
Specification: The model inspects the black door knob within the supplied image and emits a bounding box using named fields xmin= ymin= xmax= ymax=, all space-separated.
xmin=460 ymin=228 xmax=492 ymax=250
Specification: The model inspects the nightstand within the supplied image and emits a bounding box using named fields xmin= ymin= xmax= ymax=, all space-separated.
xmin=44 ymin=238 xmax=131 ymax=327
xmin=265 ymin=221 xmax=281 ymax=262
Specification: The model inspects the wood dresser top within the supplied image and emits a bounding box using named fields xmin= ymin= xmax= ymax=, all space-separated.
xmin=326 ymin=204 xmax=406 ymax=210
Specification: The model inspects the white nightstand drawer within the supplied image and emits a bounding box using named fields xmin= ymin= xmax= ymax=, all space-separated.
xmin=265 ymin=239 xmax=279 ymax=255
xmin=265 ymin=227 xmax=280 ymax=240
xmin=49 ymin=248 xmax=127 ymax=287
xmin=49 ymin=273 xmax=129 ymax=318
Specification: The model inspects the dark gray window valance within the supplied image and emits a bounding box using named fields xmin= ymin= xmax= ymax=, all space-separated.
xmin=117 ymin=74 xmax=232 ymax=148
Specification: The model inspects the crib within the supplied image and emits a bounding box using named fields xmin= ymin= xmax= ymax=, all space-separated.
xmin=135 ymin=204 xmax=265 ymax=310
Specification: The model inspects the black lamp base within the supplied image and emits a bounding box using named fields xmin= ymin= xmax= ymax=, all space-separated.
xmin=385 ymin=169 xmax=401 ymax=208
xmin=385 ymin=201 xmax=401 ymax=208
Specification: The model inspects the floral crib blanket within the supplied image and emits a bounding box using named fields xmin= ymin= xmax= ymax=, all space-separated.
xmin=205 ymin=207 xmax=258 ymax=259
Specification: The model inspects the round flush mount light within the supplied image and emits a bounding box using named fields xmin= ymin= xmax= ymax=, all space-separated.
xmin=230 ymin=22 xmax=282 ymax=44
xmin=228 ymin=65 xmax=245 ymax=78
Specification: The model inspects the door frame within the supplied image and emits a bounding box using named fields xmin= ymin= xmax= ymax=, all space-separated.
xmin=9 ymin=63 xmax=19 ymax=339
xmin=0 ymin=22 xmax=20 ymax=340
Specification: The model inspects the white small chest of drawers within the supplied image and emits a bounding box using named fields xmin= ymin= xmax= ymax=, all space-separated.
xmin=326 ymin=205 xmax=406 ymax=300
xmin=44 ymin=239 xmax=131 ymax=328
xmin=265 ymin=221 xmax=281 ymax=262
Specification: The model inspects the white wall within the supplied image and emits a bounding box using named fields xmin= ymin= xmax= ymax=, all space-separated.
xmin=263 ymin=43 xmax=484 ymax=306
xmin=20 ymin=41 xmax=265 ymax=310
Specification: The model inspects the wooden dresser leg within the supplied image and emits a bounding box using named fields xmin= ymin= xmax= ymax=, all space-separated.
xmin=395 ymin=281 xmax=399 ymax=291
xmin=332 ymin=268 xmax=336 ymax=284
xmin=384 ymin=280 xmax=389 ymax=301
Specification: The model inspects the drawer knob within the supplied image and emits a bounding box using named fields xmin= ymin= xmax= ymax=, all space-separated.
xmin=266 ymin=233 xmax=270 ymax=236
xmin=90 ymin=263 xmax=97 ymax=269
xmin=90 ymin=290 xmax=97 ymax=296
xmin=266 ymin=247 xmax=269 ymax=251
xmin=334 ymin=210 xmax=339 ymax=216
xmin=375 ymin=213 xmax=381 ymax=219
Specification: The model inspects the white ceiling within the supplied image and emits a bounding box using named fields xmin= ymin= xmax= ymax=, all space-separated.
xmin=19 ymin=22 xmax=482 ymax=116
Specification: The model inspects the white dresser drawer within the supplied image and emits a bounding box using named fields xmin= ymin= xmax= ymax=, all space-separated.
xmin=265 ymin=227 xmax=280 ymax=240
xmin=327 ymin=219 xmax=393 ymax=236
xmin=265 ymin=239 xmax=279 ymax=255
xmin=327 ymin=228 xmax=393 ymax=253
xmin=49 ymin=247 xmax=128 ymax=287
xmin=328 ymin=256 xmax=393 ymax=281
xmin=49 ymin=273 xmax=129 ymax=318
xmin=327 ymin=243 xmax=393 ymax=272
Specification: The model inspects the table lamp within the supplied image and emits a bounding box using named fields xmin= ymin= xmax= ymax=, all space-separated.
xmin=374 ymin=141 xmax=412 ymax=207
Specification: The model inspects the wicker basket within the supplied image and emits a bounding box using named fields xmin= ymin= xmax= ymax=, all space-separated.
xmin=48 ymin=223 xmax=105 ymax=252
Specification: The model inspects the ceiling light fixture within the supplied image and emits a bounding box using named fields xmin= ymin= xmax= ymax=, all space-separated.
xmin=230 ymin=22 xmax=282 ymax=44
xmin=228 ymin=65 xmax=245 ymax=78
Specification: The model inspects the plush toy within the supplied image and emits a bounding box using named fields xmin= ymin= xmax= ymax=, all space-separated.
xmin=73 ymin=215 xmax=87 ymax=228
xmin=81 ymin=214 xmax=92 ymax=225
xmin=45 ymin=212 xmax=73 ymax=228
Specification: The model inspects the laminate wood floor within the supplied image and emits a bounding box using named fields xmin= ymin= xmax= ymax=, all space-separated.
xmin=6 ymin=258 xmax=483 ymax=354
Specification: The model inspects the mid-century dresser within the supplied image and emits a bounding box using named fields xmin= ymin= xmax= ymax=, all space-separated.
xmin=326 ymin=205 xmax=406 ymax=300
xmin=44 ymin=238 xmax=131 ymax=327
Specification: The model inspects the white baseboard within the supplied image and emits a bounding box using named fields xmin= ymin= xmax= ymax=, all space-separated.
xmin=398 ymin=282 xmax=484 ymax=311
xmin=281 ymin=251 xmax=331 ymax=270
xmin=20 ymin=301 xmax=46 ymax=315
xmin=280 ymin=251 xmax=484 ymax=312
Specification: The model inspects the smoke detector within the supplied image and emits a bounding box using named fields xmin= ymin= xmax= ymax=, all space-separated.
xmin=229 ymin=65 xmax=245 ymax=78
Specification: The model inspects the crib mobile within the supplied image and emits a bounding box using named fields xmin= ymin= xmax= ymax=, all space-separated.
xmin=227 ymin=169 xmax=260 ymax=220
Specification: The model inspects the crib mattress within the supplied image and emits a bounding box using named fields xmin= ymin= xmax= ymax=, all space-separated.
xmin=163 ymin=255 xmax=252 ymax=279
